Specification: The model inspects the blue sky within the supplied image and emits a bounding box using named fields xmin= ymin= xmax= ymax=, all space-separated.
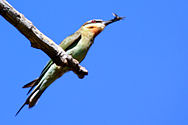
xmin=0 ymin=0 xmax=188 ymax=124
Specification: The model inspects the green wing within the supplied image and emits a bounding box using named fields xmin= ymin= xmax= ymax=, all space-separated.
xmin=40 ymin=60 xmax=53 ymax=76
xmin=40 ymin=30 xmax=81 ymax=76
xmin=59 ymin=31 xmax=81 ymax=50
xmin=24 ymin=31 xmax=81 ymax=94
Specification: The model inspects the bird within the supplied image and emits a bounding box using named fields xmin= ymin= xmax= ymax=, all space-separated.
xmin=15 ymin=13 xmax=124 ymax=116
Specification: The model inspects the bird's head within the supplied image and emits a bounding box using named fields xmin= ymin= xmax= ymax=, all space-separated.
xmin=80 ymin=13 xmax=125 ymax=37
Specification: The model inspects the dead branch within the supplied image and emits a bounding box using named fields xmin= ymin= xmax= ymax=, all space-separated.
xmin=0 ymin=0 xmax=88 ymax=78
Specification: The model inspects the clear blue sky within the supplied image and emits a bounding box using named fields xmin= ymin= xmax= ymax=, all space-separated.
xmin=0 ymin=0 xmax=188 ymax=124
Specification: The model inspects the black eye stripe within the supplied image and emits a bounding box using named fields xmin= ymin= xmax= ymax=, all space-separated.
xmin=83 ymin=20 xmax=103 ymax=26
xmin=96 ymin=21 xmax=102 ymax=23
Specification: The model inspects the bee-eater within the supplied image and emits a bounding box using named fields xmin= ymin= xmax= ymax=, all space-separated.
xmin=16 ymin=13 xmax=124 ymax=115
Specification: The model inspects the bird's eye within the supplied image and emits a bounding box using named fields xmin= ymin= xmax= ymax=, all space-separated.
xmin=91 ymin=20 xmax=96 ymax=23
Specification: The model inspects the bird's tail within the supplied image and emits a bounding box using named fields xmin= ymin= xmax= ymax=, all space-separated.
xmin=15 ymin=80 xmax=45 ymax=116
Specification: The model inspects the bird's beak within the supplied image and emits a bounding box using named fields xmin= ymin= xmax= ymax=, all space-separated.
xmin=103 ymin=13 xmax=125 ymax=26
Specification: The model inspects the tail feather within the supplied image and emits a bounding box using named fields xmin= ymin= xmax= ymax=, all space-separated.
xmin=15 ymin=102 xmax=27 ymax=116
xmin=28 ymin=89 xmax=44 ymax=108
xmin=22 ymin=79 xmax=38 ymax=88
xmin=15 ymin=85 xmax=45 ymax=116
xmin=26 ymin=86 xmax=36 ymax=95
xmin=22 ymin=78 xmax=39 ymax=95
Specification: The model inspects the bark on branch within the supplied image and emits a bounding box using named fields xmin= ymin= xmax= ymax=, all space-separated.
xmin=0 ymin=0 xmax=88 ymax=78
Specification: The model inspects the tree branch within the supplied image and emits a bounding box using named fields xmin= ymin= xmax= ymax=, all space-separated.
xmin=0 ymin=0 xmax=88 ymax=78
